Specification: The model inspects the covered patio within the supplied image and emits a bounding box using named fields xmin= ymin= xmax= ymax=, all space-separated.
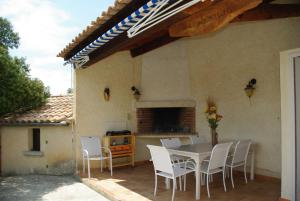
xmin=57 ymin=0 xmax=300 ymax=200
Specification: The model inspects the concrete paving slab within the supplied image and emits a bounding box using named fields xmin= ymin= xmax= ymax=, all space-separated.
xmin=0 ymin=175 xmax=110 ymax=201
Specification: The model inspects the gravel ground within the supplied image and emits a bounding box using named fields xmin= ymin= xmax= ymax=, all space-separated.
xmin=0 ymin=175 xmax=110 ymax=201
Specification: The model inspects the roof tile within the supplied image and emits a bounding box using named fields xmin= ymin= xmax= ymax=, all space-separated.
xmin=0 ymin=95 xmax=73 ymax=125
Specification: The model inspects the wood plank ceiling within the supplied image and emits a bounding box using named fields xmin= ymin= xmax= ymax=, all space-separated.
xmin=64 ymin=0 xmax=300 ymax=68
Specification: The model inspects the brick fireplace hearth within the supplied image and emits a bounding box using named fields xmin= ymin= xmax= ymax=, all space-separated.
xmin=137 ymin=107 xmax=195 ymax=134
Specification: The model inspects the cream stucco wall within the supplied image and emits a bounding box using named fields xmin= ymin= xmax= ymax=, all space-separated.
xmin=0 ymin=126 xmax=74 ymax=175
xmin=140 ymin=41 xmax=191 ymax=101
xmin=74 ymin=52 xmax=135 ymax=169
xmin=186 ymin=17 xmax=300 ymax=178
xmin=75 ymin=17 xmax=300 ymax=178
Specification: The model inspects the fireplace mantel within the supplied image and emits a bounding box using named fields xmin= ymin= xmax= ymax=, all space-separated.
xmin=136 ymin=133 xmax=198 ymax=138
xmin=135 ymin=100 xmax=195 ymax=108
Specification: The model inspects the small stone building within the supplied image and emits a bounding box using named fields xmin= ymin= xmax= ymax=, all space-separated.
xmin=0 ymin=95 xmax=74 ymax=176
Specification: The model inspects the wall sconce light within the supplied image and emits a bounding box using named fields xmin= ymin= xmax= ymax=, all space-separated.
xmin=104 ymin=87 xmax=110 ymax=101
xmin=131 ymin=86 xmax=141 ymax=101
xmin=244 ymin=78 xmax=257 ymax=98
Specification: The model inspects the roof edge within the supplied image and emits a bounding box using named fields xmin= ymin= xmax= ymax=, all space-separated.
xmin=57 ymin=0 xmax=133 ymax=59
xmin=0 ymin=122 xmax=70 ymax=127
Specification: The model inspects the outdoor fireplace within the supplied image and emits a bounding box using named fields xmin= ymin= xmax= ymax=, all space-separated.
xmin=137 ymin=107 xmax=195 ymax=134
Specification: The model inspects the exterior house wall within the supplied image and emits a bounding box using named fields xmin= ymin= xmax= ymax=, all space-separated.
xmin=75 ymin=17 xmax=300 ymax=178
xmin=74 ymin=52 xmax=134 ymax=168
xmin=186 ymin=17 xmax=300 ymax=178
xmin=0 ymin=126 xmax=74 ymax=175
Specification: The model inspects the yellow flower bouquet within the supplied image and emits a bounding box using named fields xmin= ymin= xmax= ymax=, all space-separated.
xmin=205 ymin=98 xmax=223 ymax=129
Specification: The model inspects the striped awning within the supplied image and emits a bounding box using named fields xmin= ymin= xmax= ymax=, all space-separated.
xmin=68 ymin=0 xmax=203 ymax=68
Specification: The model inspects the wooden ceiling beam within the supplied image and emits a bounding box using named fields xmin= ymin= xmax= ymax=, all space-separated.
xmin=71 ymin=0 xmax=296 ymax=66
xmin=117 ymin=0 xmax=281 ymax=58
xmin=169 ymin=0 xmax=262 ymax=37
xmin=232 ymin=4 xmax=300 ymax=22
xmin=181 ymin=0 xmax=218 ymax=15
xmin=84 ymin=33 xmax=129 ymax=66
xmin=130 ymin=34 xmax=180 ymax=57
xmin=262 ymin=0 xmax=275 ymax=3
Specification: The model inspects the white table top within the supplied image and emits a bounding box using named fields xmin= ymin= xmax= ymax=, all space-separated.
xmin=171 ymin=143 xmax=212 ymax=152
xmin=168 ymin=141 xmax=253 ymax=157
xmin=167 ymin=143 xmax=213 ymax=157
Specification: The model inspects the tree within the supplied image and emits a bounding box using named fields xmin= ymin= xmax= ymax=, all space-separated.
xmin=0 ymin=17 xmax=19 ymax=49
xmin=0 ymin=17 xmax=50 ymax=115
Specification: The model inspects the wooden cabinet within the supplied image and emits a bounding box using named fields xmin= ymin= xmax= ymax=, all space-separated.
xmin=103 ymin=135 xmax=135 ymax=168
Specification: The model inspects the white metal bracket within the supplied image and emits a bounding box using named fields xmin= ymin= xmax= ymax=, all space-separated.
xmin=127 ymin=0 xmax=204 ymax=38
xmin=73 ymin=56 xmax=90 ymax=69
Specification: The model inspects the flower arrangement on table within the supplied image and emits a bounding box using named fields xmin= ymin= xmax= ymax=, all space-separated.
xmin=205 ymin=98 xmax=223 ymax=146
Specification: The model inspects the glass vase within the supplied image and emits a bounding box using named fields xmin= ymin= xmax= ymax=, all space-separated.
xmin=211 ymin=127 xmax=218 ymax=147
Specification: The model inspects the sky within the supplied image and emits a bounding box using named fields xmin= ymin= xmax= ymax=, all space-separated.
xmin=0 ymin=0 xmax=115 ymax=95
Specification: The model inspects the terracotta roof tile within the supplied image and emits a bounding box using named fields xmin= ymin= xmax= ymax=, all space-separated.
xmin=57 ymin=0 xmax=133 ymax=59
xmin=0 ymin=95 xmax=73 ymax=125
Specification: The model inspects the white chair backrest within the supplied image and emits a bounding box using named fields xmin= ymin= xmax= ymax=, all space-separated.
xmin=232 ymin=140 xmax=252 ymax=164
xmin=80 ymin=136 xmax=102 ymax=156
xmin=160 ymin=138 xmax=181 ymax=148
xmin=189 ymin=135 xmax=206 ymax=144
xmin=147 ymin=145 xmax=174 ymax=175
xmin=208 ymin=142 xmax=233 ymax=170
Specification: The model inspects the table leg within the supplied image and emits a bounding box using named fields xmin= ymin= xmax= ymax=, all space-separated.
xmin=165 ymin=178 xmax=170 ymax=189
xmin=250 ymin=149 xmax=255 ymax=180
xmin=194 ymin=157 xmax=200 ymax=200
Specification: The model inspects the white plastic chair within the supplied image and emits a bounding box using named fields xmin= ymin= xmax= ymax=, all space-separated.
xmin=160 ymin=138 xmax=187 ymax=163
xmin=200 ymin=142 xmax=233 ymax=198
xmin=147 ymin=145 xmax=195 ymax=201
xmin=226 ymin=140 xmax=252 ymax=188
xmin=189 ymin=135 xmax=210 ymax=163
xmin=189 ymin=135 xmax=207 ymax=144
xmin=80 ymin=136 xmax=113 ymax=178
xmin=160 ymin=138 xmax=182 ymax=148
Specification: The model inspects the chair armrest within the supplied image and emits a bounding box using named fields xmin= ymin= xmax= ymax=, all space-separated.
xmin=172 ymin=161 xmax=187 ymax=167
xmin=173 ymin=159 xmax=196 ymax=170
xmin=101 ymin=147 xmax=112 ymax=158
xmin=82 ymin=149 xmax=89 ymax=158
xmin=184 ymin=159 xmax=196 ymax=170
xmin=170 ymin=154 xmax=188 ymax=164
xmin=171 ymin=157 xmax=182 ymax=164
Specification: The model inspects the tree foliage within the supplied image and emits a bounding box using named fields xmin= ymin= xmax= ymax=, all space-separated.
xmin=0 ymin=17 xmax=50 ymax=115
xmin=0 ymin=17 xmax=19 ymax=49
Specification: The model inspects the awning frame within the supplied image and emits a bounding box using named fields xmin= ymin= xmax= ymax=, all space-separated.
xmin=127 ymin=0 xmax=203 ymax=38
xmin=68 ymin=0 xmax=206 ymax=68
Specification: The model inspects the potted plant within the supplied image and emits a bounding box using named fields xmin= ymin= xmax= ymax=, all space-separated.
xmin=205 ymin=98 xmax=223 ymax=147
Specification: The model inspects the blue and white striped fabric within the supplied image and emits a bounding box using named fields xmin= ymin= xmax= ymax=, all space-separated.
xmin=69 ymin=0 xmax=162 ymax=65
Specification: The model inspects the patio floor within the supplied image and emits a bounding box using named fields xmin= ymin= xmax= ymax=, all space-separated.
xmin=0 ymin=175 xmax=109 ymax=201
xmin=80 ymin=162 xmax=281 ymax=201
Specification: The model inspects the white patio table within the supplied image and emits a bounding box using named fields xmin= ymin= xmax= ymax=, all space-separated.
xmin=167 ymin=142 xmax=255 ymax=200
